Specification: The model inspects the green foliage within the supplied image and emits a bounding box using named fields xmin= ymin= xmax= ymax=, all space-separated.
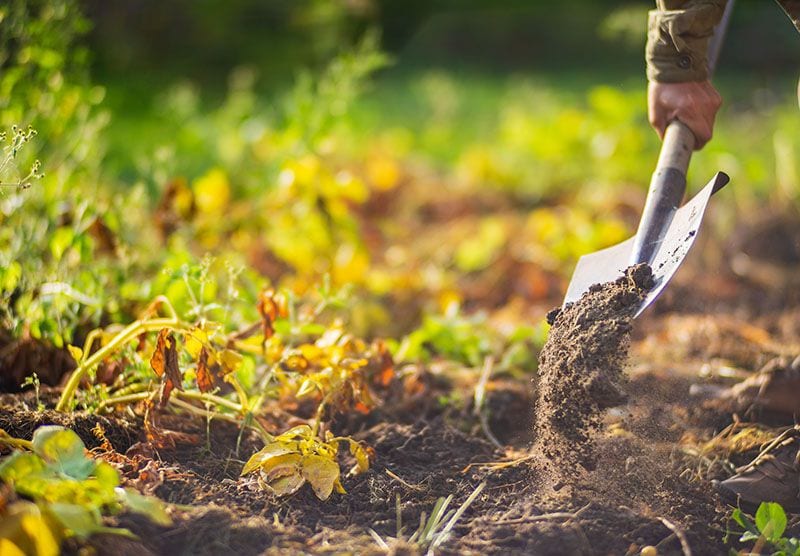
xmin=393 ymin=302 xmax=545 ymax=372
xmin=728 ymin=502 xmax=800 ymax=555
xmin=0 ymin=0 xmax=127 ymax=349
xmin=285 ymin=30 xmax=390 ymax=149
xmin=0 ymin=425 xmax=171 ymax=548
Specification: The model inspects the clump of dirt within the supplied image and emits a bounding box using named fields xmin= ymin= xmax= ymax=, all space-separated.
xmin=534 ymin=264 xmax=654 ymax=470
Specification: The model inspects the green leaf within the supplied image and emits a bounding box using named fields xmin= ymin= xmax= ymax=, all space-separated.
xmin=49 ymin=227 xmax=75 ymax=261
xmin=46 ymin=502 xmax=102 ymax=538
xmin=755 ymin=502 xmax=787 ymax=542
xmin=116 ymin=488 xmax=172 ymax=526
xmin=31 ymin=427 xmax=95 ymax=480
xmin=0 ymin=451 xmax=47 ymax=484
xmin=92 ymin=462 xmax=121 ymax=490
xmin=47 ymin=502 xmax=136 ymax=540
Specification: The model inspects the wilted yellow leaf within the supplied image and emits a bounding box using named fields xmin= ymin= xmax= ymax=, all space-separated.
xmin=241 ymin=443 xmax=298 ymax=476
xmin=218 ymin=349 xmax=243 ymax=375
xmin=0 ymin=539 xmax=26 ymax=556
xmin=277 ymin=425 xmax=313 ymax=440
xmin=349 ymin=441 xmax=370 ymax=474
xmin=184 ymin=327 xmax=208 ymax=360
xmin=295 ymin=378 xmax=318 ymax=399
xmin=265 ymin=471 xmax=305 ymax=496
xmin=301 ymin=454 xmax=339 ymax=500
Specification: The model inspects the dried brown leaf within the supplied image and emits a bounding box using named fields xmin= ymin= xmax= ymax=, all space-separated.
xmin=150 ymin=329 xmax=182 ymax=407
xmin=196 ymin=347 xmax=213 ymax=393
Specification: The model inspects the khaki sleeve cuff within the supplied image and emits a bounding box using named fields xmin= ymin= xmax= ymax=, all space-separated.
xmin=646 ymin=7 xmax=721 ymax=83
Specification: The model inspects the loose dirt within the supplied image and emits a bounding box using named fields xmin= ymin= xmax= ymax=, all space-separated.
xmin=534 ymin=264 xmax=653 ymax=471
xmin=4 ymin=252 xmax=800 ymax=554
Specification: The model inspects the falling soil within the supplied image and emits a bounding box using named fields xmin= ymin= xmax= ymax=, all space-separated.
xmin=5 ymin=256 xmax=800 ymax=553
xmin=534 ymin=264 xmax=654 ymax=471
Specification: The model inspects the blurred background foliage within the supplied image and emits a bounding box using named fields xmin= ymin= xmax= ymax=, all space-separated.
xmin=0 ymin=0 xmax=798 ymax=387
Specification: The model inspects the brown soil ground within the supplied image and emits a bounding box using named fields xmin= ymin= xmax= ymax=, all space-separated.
xmin=3 ymin=215 xmax=800 ymax=555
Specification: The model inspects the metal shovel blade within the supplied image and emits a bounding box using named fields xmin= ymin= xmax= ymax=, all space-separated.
xmin=563 ymin=171 xmax=729 ymax=317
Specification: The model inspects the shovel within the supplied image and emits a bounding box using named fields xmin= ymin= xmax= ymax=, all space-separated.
xmin=563 ymin=1 xmax=735 ymax=317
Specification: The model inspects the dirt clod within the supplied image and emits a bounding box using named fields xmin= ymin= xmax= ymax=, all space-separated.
xmin=533 ymin=264 xmax=653 ymax=470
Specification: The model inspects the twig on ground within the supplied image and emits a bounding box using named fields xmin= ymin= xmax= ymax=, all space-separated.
xmin=461 ymin=453 xmax=534 ymax=473
xmin=367 ymin=528 xmax=389 ymax=550
xmin=385 ymin=469 xmax=425 ymax=492
xmin=493 ymin=503 xmax=592 ymax=525
xmin=659 ymin=517 xmax=692 ymax=556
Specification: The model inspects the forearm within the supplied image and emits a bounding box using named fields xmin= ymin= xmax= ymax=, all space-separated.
xmin=646 ymin=0 xmax=727 ymax=83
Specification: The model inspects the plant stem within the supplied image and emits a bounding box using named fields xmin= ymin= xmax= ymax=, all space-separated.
xmin=56 ymin=314 xmax=186 ymax=412
xmin=94 ymin=392 xmax=152 ymax=413
xmin=0 ymin=430 xmax=33 ymax=451
xmin=177 ymin=390 xmax=243 ymax=413
xmin=226 ymin=376 xmax=250 ymax=412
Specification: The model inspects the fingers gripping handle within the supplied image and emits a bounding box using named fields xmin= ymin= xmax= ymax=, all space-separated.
xmin=629 ymin=0 xmax=734 ymax=265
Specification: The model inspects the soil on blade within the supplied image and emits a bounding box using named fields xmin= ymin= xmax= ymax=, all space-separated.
xmin=534 ymin=264 xmax=653 ymax=470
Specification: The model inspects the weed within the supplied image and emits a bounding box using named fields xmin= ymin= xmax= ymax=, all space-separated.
xmin=20 ymin=373 xmax=43 ymax=411
xmin=368 ymin=482 xmax=486 ymax=554
xmin=726 ymin=502 xmax=800 ymax=555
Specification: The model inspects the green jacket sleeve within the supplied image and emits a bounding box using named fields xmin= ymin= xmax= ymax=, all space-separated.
xmin=647 ymin=0 xmax=800 ymax=83
xmin=646 ymin=0 xmax=727 ymax=83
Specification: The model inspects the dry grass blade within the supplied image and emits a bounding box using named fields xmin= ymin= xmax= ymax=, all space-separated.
xmin=659 ymin=517 xmax=692 ymax=556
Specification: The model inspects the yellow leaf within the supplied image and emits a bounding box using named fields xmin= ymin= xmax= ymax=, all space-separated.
xmin=218 ymin=349 xmax=243 ymax=375
xmin=298 ymin=345 xmax=322 ymax=361
xmin=0 ymin=503 xmax=60 ymax=556
xmin=193 ymin=168 xmax=230 ymax=215
xmin=265 ymin=471 xmax=305 ymax=497
xmin=251 ymin=452 xmax=305 ymax=497
xmin=295 ymin=378 xmax=318 ymax=399
xmin=66 ymin=345 xmax=83 ymax=363
xmin=366 ymin=153 xmax=400 ymax=191
xmin=0 ymin=539 xmax=26 ymax=556
xmin=349 ymin=441 xmax=370 ymax=473
xmin=277 ymin=425 xmax=313 ymax=441
xmin=184 ymin=327 xmax=208 ymax=360
xmin=241 ymin=443 xmax=297 ymax=476
xmin=301 ymin=454 xmax=340 ymax=500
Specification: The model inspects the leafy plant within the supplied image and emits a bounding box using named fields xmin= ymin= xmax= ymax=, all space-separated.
xmin=0 ymin=425 xmax=171 ymax=552
xmin=728 ymin=502 xmax=800 ymax=555
xmin=240 ymin=424 xmax=370 ymax=500
xmin=52 ymin=278 xmax=387 ymax=502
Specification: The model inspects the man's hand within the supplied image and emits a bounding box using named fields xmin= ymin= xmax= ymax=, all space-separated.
xmin=648 ymin=80 xmax=722 ymax=150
